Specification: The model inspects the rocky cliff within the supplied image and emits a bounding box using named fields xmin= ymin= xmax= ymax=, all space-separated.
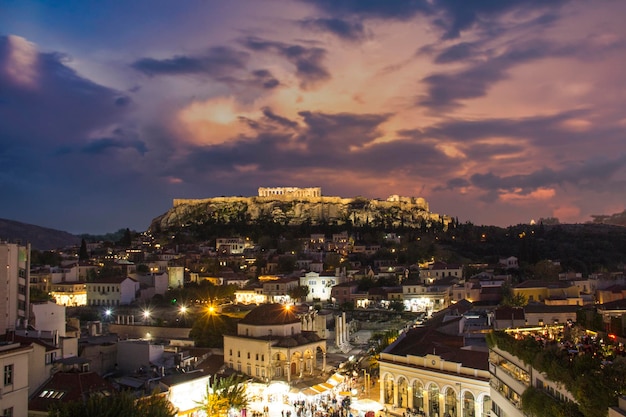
xmin=150 ymin=195 xmax=450 ymax=232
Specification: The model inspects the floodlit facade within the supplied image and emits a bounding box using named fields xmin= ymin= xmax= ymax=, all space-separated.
xmin=379 ymin=305 xmax=491 ymax=417
xmin=223 ymin=304 xmax=326 ymax=383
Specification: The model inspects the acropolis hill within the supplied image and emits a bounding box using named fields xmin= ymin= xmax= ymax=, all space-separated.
xmin=151 ymin=187 xmax=450 ymax=231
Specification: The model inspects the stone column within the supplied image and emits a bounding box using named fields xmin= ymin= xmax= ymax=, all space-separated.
xmin=299 ymin=358 xmax=303 ymax=378
xmin=322 ymin=352 xmax=326 ymax=372
xmin=408 ymin=385 xmax=414 ymax=410
xmin=393 ymin=381 xmax=399 ymax=408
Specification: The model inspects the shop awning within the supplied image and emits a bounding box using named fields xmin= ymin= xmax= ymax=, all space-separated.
xmin=328 ymin=373 xmax=345 ymax=386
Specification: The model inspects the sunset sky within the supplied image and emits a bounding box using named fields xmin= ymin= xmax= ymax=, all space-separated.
xmin=1 ymin=0 xmax=626 ymax=234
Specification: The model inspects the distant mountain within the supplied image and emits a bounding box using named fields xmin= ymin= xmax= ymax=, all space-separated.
xmin=0 ymin=218 xmax=80 ymax=251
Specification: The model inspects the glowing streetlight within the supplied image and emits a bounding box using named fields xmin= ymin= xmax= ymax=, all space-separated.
xmin=179 ymin=305 xmax=188 ymax=314
xmin=207 ymin=305 xmax=216 ymax=315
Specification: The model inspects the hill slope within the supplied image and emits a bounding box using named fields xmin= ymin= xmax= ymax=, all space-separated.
xmin=0 ymin=218 xmax=80 ymax=251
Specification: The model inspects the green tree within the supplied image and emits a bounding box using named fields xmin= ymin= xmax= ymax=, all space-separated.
xmin=288 ymin=285 xmax=310 ymax=302
xmin=529 ymin=259 xmax=561 ymax=281
xmin=199 ymin=374 xmax=249 ymax=417
xmin=30 ymin=287 xmax=53 ymax=302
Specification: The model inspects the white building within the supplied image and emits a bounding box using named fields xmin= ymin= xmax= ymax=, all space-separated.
xmin=0 ymin=341 xmax=33 ymax=417
xmin=86 ymin=276 xmax=139 ymax=306
xmin=421 ymin=262 xmax=463 ymax=284
xmin=300 ymin=272 xmax=344 ymax=302
xmin=0 ymin=242 xmax=30 ymax=333
xmin=30 ymin=302 xmax=67 ymax=337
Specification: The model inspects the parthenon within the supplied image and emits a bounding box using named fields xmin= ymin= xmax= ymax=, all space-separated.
xmin=257 ymin=187 xmax=322 ymax=198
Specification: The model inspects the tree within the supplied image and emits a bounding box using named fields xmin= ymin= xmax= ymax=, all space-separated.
xmin=79 ymin=239 xmax=89 ymax=261
xmin=288 ymin=285 xmax=310 ymax=302
xmin=49 ymin=390 xmax=176 ymax=417
xmin=389 ymin=300 xmax=405 ymax=312
xmin=529 ymin=259 xmax=561 ymax=281
xmin=117 ymin=228 xmax=133 ymax=247
xmin=30 ymin=287 xmax=53 ymax=302
xmin=199 ymin=374 xmax=249 ymax=417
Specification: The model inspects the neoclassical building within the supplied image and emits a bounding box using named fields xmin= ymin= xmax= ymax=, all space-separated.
xmin=223 ymin=304 xmax=326 ymax=383
xmin=379 ymin=302 xmax=491 ymax=417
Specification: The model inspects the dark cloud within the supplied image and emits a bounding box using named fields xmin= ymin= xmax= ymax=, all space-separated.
xmin=301 ymin=0 xmax=430 ymax=20
xmin=261 ymin=108 xmax=299 ymax=130
xmin=251 ymin=69 xmax=280 ymax=89
xmin=0 ymin=36 xmax=129 ymax=149
xmin=432 ymin=0 xmax=569 ymax=40
xmin=303 ymin=0 xmax=569 ymax=39
xmin=445 ymin=155 xmax=626 ymax=197
xmin=239 ymin=36 xmax=330 ymax=88
xmin=299 ymin=17 xmax=365 ymax=41
xmin=131 ymin=46 xmax=249 ymax=78
xmin=81 ymin=137 xmax=147 ymax=155
xmin=161 ymin=108 xmax=456 ymax=188
xmin=433 ymin=42 xmax=478 ymax=64
xmin=115 ymin=96 xmax=131 ymax=106
xmin=419 ymin=40 xmax=580 ymax=110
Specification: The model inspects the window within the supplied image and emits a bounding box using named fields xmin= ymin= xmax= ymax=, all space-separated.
xmin=4 ymin=364 xmax=13 ymax=385
xmin=256 ymin=354 xmax=259 ymax=361
xmin=45 ymin=351 xmax=57 ymax=364
xmin=237 ymin=351 xmax=240 ymax=357
xmin=261 ymin=354 xmax=264 ymax=361
xmin=247 ymin=353 xmax=250 ymax=359
xmin=3 ymin=407 xmax=13 ymax=417
xmin=229 ymin=349 xmax=232 ymax=356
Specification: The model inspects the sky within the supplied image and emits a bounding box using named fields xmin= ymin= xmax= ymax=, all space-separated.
xmin=1 ymin=0 xmax=626 ymax=235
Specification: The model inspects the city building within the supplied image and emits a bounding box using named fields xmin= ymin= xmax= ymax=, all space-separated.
xmin=86 ymin=276 xmax=140 ymax=306
xmin=300 ymin=271 xmax=344 ymax=302
xmin=512 ymin=280 xmax=582 ymax=305
xmin=0 ymin=242 xmax=30 ymax=334
xmin=0 ymin=341 xmax=33 ymax=417
xmin=223 ymin=304 xmax=326 ymax=383
xmin=488 ymin=327 xmax=578 ymax=417
xmin=49 ymin=281 xmax=87 ymax=306
xmin=378 ymin=301 xmax=491 ymax=417
xmin=421 ymin=262 xmax=464 ymax=284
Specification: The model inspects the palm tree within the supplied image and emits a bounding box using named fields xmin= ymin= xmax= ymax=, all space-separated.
xmin=200 ymin=374 xmax=249 ymax=417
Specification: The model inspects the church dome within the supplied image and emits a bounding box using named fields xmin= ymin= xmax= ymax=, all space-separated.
xmin=239 ymin=303 xmax=300 ymax=326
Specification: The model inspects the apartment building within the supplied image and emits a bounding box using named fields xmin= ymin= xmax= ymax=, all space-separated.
xmin=0 ymin=341 xmax=33 ymax=417
xmin=0 ymin=242 xmax=30 ymax=334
